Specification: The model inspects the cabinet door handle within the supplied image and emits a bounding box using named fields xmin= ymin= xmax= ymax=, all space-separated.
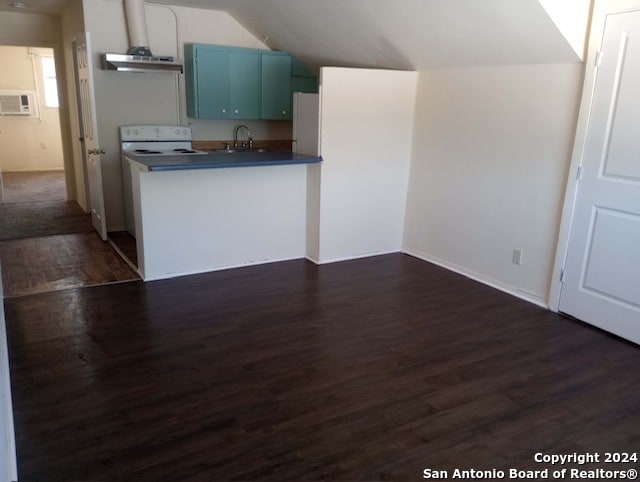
xmin=221 ymin=108 xmax=227 ymax=114
xmin=282 ymin=110 xmax=287 ymax=116
xmin=234 ymin=109 xmax=239 ymax=115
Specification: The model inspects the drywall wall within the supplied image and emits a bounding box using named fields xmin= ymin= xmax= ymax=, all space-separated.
xmin=0 ymin=10 xmax=60 ymax=46
xmin=82 ymin=0 xmax=291 ymax=231
xmin=312 ymin=67 xmax=417 ymax=263
xmin=404 ymin=64 xmax=583 ymax=306
xmin=0 ymin=264 xmax=18 ymax=482
xmin=0 ymin=46 xmax=65 ymax=172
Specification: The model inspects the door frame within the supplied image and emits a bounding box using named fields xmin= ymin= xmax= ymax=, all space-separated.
xmin=549 ymin=0 xmax=640 ymax=311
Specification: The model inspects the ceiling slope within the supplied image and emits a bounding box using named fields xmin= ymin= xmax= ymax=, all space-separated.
xmin=150 ymin=0 xmax=587 ymax=71
xmin=0 ymin=0 xmax=590 ymax=70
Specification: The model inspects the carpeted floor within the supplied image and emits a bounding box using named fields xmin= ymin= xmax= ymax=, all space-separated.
xmin=0 ymin=171 xmax=92 ymax=240
xmin=2 ymin=171 xmax=67 ymax=203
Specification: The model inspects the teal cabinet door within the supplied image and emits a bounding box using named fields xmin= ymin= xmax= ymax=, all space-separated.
xmin=186 ymin=45 xmax=316 ymax=120
xmin=261 ymin=52 xmax=292 ymax=119
xmin=195 ymin=46 xmax=230 ymax=118
xmin=229 ymin=50 xmax=260 ymax=119
xmin=290 ymin=56 xmax=318 ymax=98
xmin=291 ymin=57 xmax=314 ymax=77
xmin=291 ymin=76 xmax=318 ymax=94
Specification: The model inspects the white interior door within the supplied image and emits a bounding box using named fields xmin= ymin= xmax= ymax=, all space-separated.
xmin=559 ymin=11 xmax=640 ymax=344
xmin=73 ymin=32 xmax=107 ymax=240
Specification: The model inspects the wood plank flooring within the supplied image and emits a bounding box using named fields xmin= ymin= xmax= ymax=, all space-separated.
xmin=0 ymin=169 xmax=139 ymax=296
xmin=108 ymin=230 xmax=138 ymax=268
xmin=0 ymin=232 xmax=139 ymax=298
xmin=5 ymin=254 xmax=640 ymax=480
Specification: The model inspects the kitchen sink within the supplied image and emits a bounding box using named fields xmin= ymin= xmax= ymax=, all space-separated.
xmin=215 ymin=148 xmax=269 ymax=154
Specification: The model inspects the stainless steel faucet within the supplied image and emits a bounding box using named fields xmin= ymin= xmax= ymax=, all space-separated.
xmin=233 ymin=125 xmax=252 ymax=149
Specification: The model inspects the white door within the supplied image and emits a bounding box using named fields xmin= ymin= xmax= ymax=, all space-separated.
xmin=73 ymin=32 xmax=107 ymax=240
xmin=559 ymin=11 xmax=640 ymax=344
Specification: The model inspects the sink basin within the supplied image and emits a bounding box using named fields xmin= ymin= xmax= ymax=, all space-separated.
xmin=215 ymin=149 xmax=239 ymax=154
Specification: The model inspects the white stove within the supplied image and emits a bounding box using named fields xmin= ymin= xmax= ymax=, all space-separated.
xmin=120 ymin=125 xmax=207 ymax=237
xmin=120 ymin=125 xmax=207 ymax=156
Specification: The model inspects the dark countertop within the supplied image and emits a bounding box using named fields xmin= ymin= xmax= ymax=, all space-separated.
xmin=126 ymin=150 xmax=322 ymax=172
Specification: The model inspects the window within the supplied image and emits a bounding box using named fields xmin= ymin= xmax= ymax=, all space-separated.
xmin=41 ymin=56 xmax=59 ymax=108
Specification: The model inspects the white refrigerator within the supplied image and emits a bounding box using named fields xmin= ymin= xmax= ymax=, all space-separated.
xmin=292 ymin=92 xmax=320 ymax=156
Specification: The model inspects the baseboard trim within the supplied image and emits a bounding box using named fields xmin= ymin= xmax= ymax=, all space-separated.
xmin=403 ymin=249 xmax=549 ymax=309
xmin=142 ymin=254 xmax=308 ymax=282
xmin=307 ymin=249 xmax=402 ymax=265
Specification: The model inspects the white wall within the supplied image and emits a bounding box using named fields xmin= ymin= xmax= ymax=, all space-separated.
xmin=0 ymin=11 xmax=60 ymax=46
xmin=310 ymin=67 xmax=417 ymax=263
xmin=0 ymin=264 xmax=18 ymax=482
xmin=82 ymin=0 xmax=293 ymax=231
xmin=0 ymin=46 xmax=65 ymax=172
xmin=404 ymin=64 xmax=583 ymax=306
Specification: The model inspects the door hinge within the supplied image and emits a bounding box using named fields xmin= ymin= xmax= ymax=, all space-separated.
xmin=595 ymin=50 xmax=602 ymax=68
xmin=576 ymin=165 xmax=583 ymax=181
xmin=560 ymin=269 xmax=565 ymax=282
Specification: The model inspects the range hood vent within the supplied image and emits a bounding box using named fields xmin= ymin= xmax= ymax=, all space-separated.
xmin=102 ymin=53 xmax=183 ymax=73
xmin=102 ymin=0 xmax=182 ymax=74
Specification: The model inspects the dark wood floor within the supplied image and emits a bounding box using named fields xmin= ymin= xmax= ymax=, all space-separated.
xmin=0 ymin=232 xmax=139 ymax=298
xmin=109 ymin=230 xmax=138 ymax=268
xmin=0 ymin=170 xmax=139 ymax=297
xmin=5 ymin=254 xmax=640 ymax=481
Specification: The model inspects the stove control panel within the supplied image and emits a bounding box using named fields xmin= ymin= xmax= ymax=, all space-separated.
xmin=120 ymin=125 xmax=192 ymax=142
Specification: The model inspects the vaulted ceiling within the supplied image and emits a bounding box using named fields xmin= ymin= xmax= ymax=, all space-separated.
xmin=0 ymin=0 xmax=591 ymax=70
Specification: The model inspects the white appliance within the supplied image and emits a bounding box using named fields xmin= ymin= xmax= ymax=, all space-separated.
xmin=120 ymin=125 xmax=206 ymax=236
xmin=292 ymin=92 xmax=320 ymax=156
xmin=0 ymin=91 xmax=35 ymax=116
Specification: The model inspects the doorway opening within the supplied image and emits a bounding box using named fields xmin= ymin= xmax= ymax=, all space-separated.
xmin=0 ymin=44 xmax=139 ymax=297
xmin=0 ymin=44 xmax=85 ymax=240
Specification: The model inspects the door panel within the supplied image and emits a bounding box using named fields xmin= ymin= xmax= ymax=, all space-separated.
xmin=559 ymin=11 xmax=640 ymax=344
xmin=228 ymin=51 xmax=260 ymax=119
xmin=262 ymin=53 xmax=292 ymax=119
xmin=601 ymin=31 xmax=640 ymax=181
xmin=73 ymin=32 xmax=107 ymax=240
xmin=195 ymin=47 xmax=229 ymax=119
xmin=582 ymin=207 xmax=640 ymax=306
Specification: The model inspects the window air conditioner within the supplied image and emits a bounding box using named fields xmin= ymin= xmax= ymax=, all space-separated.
xmin=0 ymin=91 xmax=35 ymax=116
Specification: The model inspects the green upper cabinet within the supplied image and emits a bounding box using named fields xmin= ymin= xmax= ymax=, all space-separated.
xmin=186 ymin=46 xmax=229 ymax=118
xmin=185 ymin=44 xmax=317 ymax=120
xmin=290 ymin=57 xmax=318 ymax=96
xmin=229 ymin=50 xmax=260 ymax=119
xmin=185 ymin=44 xmax=259 ymax=120
xmin=261 ymin=52 xmax=292 ymax=120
